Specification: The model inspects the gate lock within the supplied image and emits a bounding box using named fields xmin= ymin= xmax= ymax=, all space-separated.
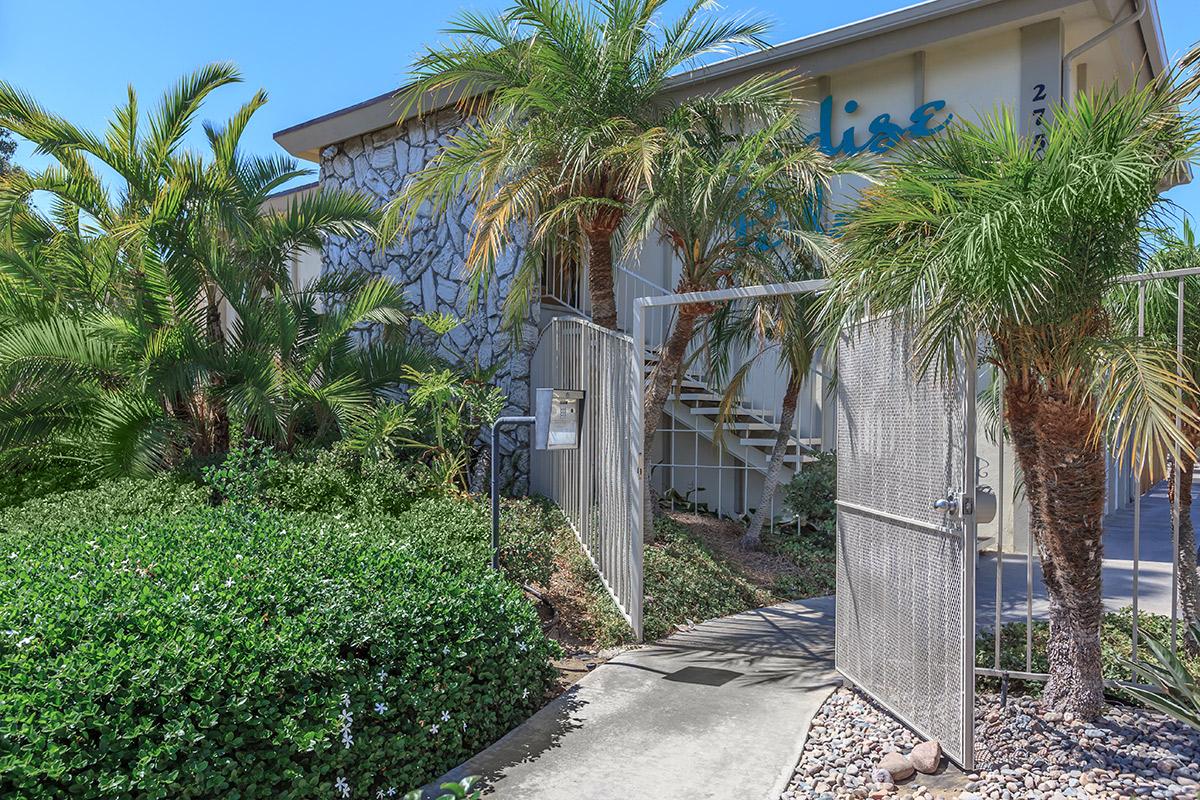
xmin=933 ymin=487 xmax=997 ymax=524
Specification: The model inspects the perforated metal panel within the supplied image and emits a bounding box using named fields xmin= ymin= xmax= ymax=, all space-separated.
xmin=836 ymin=316 xmax=976 ymax=768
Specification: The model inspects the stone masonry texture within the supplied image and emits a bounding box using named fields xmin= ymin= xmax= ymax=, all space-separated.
xmin=317 ymin=109 xmax=538 ymax=491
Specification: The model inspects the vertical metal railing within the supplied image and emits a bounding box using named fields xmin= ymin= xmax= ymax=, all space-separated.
xmin=530 ymin=316 xmax=643 ymax=639
xmin=977 ymin=265 xmax=1200 ymax=684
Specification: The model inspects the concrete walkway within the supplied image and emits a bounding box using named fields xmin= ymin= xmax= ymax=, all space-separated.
xmin=975 ymin=476 xmax=1194 ymax=627
xmin=428 ymin=597 xmax=838 ymax=800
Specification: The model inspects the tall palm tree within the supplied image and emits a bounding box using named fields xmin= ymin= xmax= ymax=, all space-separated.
xmin=824 ymin=81 xmax=1200 ymax=718
xmin=0 ymin=65 xmax=411 ymax=474
xmin=380 ymin=0 xmax=778 ymax=331
xmin=623 ymin=99 xmax=855 ymax=540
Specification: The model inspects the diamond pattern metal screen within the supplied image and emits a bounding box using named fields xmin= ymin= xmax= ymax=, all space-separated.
xmin=835 ymin=316 xmax=975 ymax=768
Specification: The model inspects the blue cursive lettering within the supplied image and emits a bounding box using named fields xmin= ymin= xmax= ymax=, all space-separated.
xmin=806 ymin=95 xmax=953 ymax=156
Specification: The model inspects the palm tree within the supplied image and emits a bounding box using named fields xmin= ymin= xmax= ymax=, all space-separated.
xmin=623 ymin=99 xmax=854 ymax=540
xmin=1113 ymin=222 xmax=1200 ymax=621
xmin=380 ymin=0 xmax=777 ymax=331
xmin=824 ymin=80 xmax=1200 ymax=718
xmin=708 ymin=255 xmax=824 ymax=549
xmin=0 ymin=65 xmax=411 ymax=474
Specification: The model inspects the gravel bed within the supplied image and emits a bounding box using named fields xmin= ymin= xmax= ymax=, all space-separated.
xmin=783 ymin=687 xmax=1200 ymax=799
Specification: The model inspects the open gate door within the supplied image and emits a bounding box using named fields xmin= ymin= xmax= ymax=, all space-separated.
xmin=835 ymin=316 xmax=977 ymax=769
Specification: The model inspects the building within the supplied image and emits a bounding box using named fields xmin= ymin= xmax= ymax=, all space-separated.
xmin=272 ymin=0 xmax=1170 ymax=542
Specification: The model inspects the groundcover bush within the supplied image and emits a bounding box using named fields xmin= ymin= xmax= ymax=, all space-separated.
xmin=976 ymin=607 xmax=1200 ymax=701
xmin=0 ymin=492 xmax=557 ymax=798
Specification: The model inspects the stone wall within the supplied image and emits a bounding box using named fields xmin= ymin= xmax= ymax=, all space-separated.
xmin=317 ymin=109 xmax=538 ymax=491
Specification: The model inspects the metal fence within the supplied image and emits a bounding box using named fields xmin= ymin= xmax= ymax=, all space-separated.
xmin=530 ymin=316 xmax=644 ymax=639
xmin=543 ymin=261 xmax=833 ymax=524
xmin=975 ymin=265 xmax=1200 ymax=685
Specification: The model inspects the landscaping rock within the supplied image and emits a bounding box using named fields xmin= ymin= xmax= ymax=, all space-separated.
xmin=910 ymin=739 xmax=942 ymax=774
xmin=782 ymin=688 xmax=1200 ymax=800
xmin=879 ymin=751 xmax=914 ymax=780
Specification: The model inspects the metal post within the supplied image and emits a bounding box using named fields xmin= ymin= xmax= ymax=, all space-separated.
xmin=1133 ymin=282 xmax=1145 ymax=666
xmin=962 ymin=337 xmax=978 ymax=772
xmin=994 ymin=370 xmax=1005 ymax=671
xmin=630 ymin=298 xmax=648 ymax=641
xmin=491 ymin=416 xmax=535 ymax=570
xmin=1174 ymin=277 xmax=1184 ymax=657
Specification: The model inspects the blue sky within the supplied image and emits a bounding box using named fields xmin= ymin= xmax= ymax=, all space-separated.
xmin=2 ymin=0 xmax=1199 ymax=220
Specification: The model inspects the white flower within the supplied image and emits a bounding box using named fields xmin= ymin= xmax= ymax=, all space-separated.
xmin=377 ymin=791 xmax=385 ymax=799
xmin=338 ymin=709 xmax=353 ymax=726
xmin=517 ymin=642 xmax=528 ymax=652
xmin=224 ymin=578 xmax=234 ymax=588
xmin=442 ymin=645 xmax=450 ymax=655
xmin=387 ymin=789 xmax=397 ymax=797
xmin=441 ymin=710 xmax=450 ymax=722
xmin=522 ymin=688 xmax=530 ymax=700
xmin=341 ymin=729 xmax=354 ymax=749
xmin=340 ymin=692 xmax=351 ymax=707
xmin=430 ymin=723 xmax=440 ymax=734
xmin=334 ymin=776 xmax=350 ymax=798
xmin=378 ymin=669 xmax=388 ymax=682
xmin=16 ymin=636 xmax=34 ymax=648
xmin=461 ymin=721 xmax=468 ymax=732
xmin=374 ymin=702 xmax=387 ymax=715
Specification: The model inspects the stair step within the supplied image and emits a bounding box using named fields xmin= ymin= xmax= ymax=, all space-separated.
xmin=688 ymin=405 xmax=773 ymax=417
xmin=722 ymin=422 xmax=775 ymax=431
xmin=784 ymin=453 xmax=821 ymax=463
xmin=673 ymin=392 xmax=721 ymax=402
xmin=740 ymin=437 xmax=798 ymax=448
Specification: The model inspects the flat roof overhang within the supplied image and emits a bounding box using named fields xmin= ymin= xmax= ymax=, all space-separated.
xmin=274 ymin=0 xmax=1170 ymax=162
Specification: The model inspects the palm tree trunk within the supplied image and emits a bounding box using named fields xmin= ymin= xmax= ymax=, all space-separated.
xmin=642 ymin=307 xmax=703 ymax=543
xmin=1168 ymin=453 xmax=1200 ymax=622
xmin=741 ymin=371 xmax=801 ymax=549
xmin=1007 ymin=381 xmax=1106 ymax=719
xmin=204 ymin=295 xmax=231 ymax=453
xmin=585 ymin=229 xmax=619 ymax=330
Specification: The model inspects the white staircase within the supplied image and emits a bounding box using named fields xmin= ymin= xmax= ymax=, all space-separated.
xmin=645 ymin=356 xmax=819 ymax=474
xmin=540 ymin=264 xmax=826 ymax=518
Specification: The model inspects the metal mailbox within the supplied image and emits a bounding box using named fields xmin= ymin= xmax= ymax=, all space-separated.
xmin=534 ymin=388 xmax=585 ymax=450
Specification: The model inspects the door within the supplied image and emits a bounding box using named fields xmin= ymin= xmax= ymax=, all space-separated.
xmin=834 ymin=315 xmax=977 ymax=769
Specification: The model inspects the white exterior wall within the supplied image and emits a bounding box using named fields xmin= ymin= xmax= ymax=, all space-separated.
xmin=625 ymin=3 xmax=1153 ymax=546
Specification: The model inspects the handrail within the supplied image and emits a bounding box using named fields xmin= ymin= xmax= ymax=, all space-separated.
xmin=614 ymin=264 xmax=670 ymax=295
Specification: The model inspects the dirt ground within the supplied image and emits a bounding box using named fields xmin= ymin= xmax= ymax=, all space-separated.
xmin=534 ymin=510 xmax=815 ymax=695
xmin=664 ymin=511 xmax=804 ymax=595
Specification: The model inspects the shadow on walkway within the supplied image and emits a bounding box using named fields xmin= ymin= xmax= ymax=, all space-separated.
xmin=424 ymin=597 xmax=838 ymax=800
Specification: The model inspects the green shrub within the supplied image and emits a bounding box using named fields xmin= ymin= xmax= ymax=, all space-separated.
xmin=975 ymin=607 xmax=1200 ymax=701
xmin=202 ymin=438 xmax=279 ymax=507
xmin=0 ymin=493 xmax=557 ymax=798
xmin=0 ymin=474 xmax=207 ymax=527
xmin=260 ymin=446 xmax=440 ymax=517
xmin=0 ymin=449 xmax=97 ymax=510
xmin=1120 ymin=619 xmax=1200 ymax=728
xmin=559 ymin=515 xmax=775 ymax=647
xmin=782 ymin=451 xmax=836 ymax=536
xmin=761 ymin=523 xmax=836 ymax=598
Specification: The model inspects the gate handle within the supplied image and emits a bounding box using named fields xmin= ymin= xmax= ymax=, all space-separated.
xmin=933 ymin=496 xmax=958 ymax=514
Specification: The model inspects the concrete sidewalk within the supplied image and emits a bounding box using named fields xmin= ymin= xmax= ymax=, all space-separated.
xmin=428 ymin=597 xmax=838 ymax=800
xmin=975 ymin=476 xmax=1194 ymax=627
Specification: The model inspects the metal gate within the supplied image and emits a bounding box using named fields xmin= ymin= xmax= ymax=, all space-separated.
xmin=530 ymin=316 xmax=644 ymax=639
xmin=835 ymin=315 xmax=977 ymax=769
